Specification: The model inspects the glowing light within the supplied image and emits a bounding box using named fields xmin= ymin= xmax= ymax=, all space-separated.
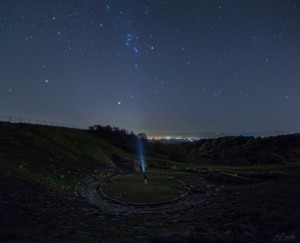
xmin=138 ymin=139 xmax=146 ymax=173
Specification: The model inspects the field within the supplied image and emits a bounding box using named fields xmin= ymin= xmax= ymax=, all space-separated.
xmin=102 ymin=174 xmax=179 ymax=203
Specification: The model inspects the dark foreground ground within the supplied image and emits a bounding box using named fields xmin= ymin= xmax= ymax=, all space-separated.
xmin=1 ymin=171 xmax=300 ymax=242
xmin=0 ymin=123 xmax=299 ymax=242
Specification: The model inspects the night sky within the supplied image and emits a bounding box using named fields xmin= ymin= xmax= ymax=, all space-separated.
xmin=1 ymin=0 xmax=299 ymax=137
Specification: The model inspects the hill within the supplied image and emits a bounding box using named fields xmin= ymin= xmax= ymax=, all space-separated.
xmin=1 ymin=122 xmax=300 ymax=242
xmin=0 ymin=122 xmax=136 ymax=192
xmin=190 ymin=135 xmax=300 ymax=165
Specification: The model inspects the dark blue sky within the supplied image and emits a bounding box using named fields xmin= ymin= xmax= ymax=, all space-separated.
xmin=1 ymin=0 xmax=299 ymax=137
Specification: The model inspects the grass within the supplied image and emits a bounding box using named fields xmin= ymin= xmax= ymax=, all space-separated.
xmin=0 ymin=122 xmax=189 ymax=194
xmin=0 ymin=122 xmax=136 ymax=192
xmin=2 ymin=121 xmax=299 ymax=194
xmin=1 ymin=122 xmax=300 ymax=242
xmin=103 ymin=173 xmax=179 ymax=203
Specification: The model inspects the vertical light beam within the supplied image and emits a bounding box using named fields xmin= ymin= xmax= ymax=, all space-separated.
xmin=138 ymin=138 xmax=146 ymax=173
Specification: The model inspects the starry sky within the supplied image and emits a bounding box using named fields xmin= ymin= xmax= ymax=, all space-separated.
xmin=1 ymin=0 xmax=299 ymax=137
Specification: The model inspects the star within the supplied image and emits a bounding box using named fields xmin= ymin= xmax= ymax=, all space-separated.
xmin=125 ymin=34 xmax=140 ymax=54
xmin=133 ymin=47 xmax=139 ymax=53
xmin=25 ymin=36 xmax=33 ymax=41
xmin=1 ymin=0 xmax=298 ymax=139
xmin=214 ymin=91 xmax=221 ymax=97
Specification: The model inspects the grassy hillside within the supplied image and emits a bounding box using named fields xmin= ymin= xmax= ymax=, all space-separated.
xmin=0 ymin=122 xmax=134 ymax=192
xmin=189 ymin=135 xmax=300 ymax=165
